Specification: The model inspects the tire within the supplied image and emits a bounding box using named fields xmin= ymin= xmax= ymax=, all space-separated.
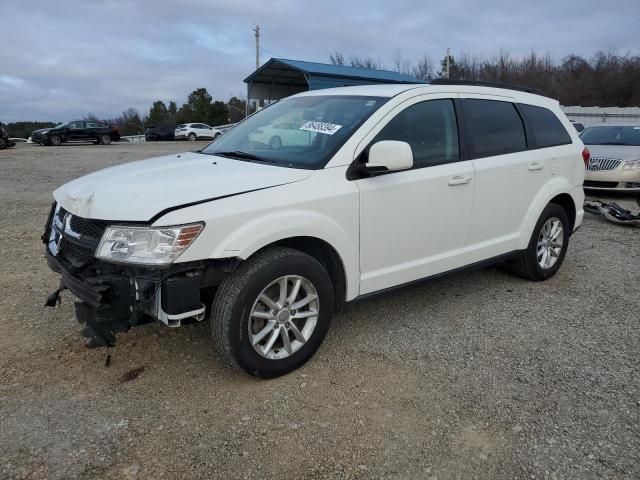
xmin=99 ymin=134 xmax=111 ymax=145
xmin=508 ymin=203 xmax=570 ymax=281
xmin=211 ymin=247 xmax=334 ymax=378
xmin=188 ymin=132 xmax=197 ymax=141
xmin=0 ymin=137 xmax=7 ymax=149
xmin=214 ymin=132 xmax=221 ymax=140
xmin=269 ymin=135 xmax=282 ymax=149
xmin=50 ymin=135 xmax=62 ymax=146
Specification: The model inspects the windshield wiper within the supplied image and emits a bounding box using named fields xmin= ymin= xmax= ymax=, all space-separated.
xmin=213 ymin=150 xmax=267 ymax=162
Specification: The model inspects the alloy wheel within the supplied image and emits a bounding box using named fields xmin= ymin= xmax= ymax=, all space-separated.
xmin=537 ymin=217 xmax=563 ymax=269
xmin=248 ymin=275 xmax=319 ymax=360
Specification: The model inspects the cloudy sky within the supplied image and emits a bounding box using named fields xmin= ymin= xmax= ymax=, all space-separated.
xmin=1 ymin=0 xmax=638 ymax=122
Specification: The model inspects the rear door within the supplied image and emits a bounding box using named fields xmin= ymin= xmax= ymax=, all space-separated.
xmin=67 ymin=121 xmax=87 ymax=141
xmin=355 ymin=95 xmax=476 ymax=294
xmin=460 ymin=96 xmax=551 ymax=260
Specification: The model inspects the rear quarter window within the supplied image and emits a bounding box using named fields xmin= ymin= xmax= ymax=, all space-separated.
xmin=462 ymin=99 xmax=527 ymax=158
xmin=520 ymin=104 xmax=572 ymax=148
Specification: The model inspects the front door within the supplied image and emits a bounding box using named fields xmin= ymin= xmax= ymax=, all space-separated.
xmin=355 ymin=96 xmax=475 ymax=295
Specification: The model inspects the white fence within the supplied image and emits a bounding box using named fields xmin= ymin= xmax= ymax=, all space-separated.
xmin=561 ymin=106 xmax=640 ymax=127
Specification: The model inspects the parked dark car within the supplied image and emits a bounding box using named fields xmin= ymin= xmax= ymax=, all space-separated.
xmin=0 ymin=127 xmax=16 ymax=149
xmin=144 ymin=125 xmax=175 ymax=141
xmin=31 ymin=121 xmax=120 ymax=146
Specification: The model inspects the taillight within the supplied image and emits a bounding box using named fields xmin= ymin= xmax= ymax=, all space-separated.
xmin=582 ymin=147 xmax=590 ymax=167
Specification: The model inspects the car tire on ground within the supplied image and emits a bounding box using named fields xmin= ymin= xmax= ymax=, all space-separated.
xmin=214 ymin=132 xmax=221 ymax=140
xmin=188 ymin=132 xmax=197 ymax=141
xmin=211 ymin=247 xmax=334 ymax=378
xmin=508 ymin=203 xmax=570 ymax=281
xmin=0 ymin=137 xmax=7 ymax=149
xmin=49 ymin=135 xmax=62 ymax=146
xmin=99 ymin=134 xmax=111 ymax=145
xmin=269 ymin=135 xmax=282 ymax=149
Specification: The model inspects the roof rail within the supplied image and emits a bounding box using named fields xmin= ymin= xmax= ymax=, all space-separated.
xmin=429 ymin=78 xmax=544 ymax=95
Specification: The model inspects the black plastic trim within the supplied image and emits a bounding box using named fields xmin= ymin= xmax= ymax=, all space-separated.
xmin=350 ymin=250 xmax=522 ymax=303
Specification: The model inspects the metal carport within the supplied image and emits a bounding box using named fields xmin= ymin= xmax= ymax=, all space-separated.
xmin=244 ymin=58 xmax=426 ymax=109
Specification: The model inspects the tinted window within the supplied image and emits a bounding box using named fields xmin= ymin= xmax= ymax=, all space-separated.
xmin=86 ymin=121 xmax=106 ymax=129
xmin=372 ymin=99 xmax=459 ymax=168
xmin=68 ymin=122 xmax=85 ymax=129
xmin=520 ymin=104 xmax=571 ymax=148
xmin=463 ymin=99 xmax=526 ymax=158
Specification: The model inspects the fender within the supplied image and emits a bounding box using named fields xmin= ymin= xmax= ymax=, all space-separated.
xmin=517 ymin=177 xmax=582 ymax=250
xmin=212 ymin=209 xmax=359 ymax=300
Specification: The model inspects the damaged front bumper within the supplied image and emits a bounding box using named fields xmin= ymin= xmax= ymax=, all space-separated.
xmin=43 ymin=204 xmax=213 ymax=347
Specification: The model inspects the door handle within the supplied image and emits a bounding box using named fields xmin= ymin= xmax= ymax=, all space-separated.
xmin=528 ymin=162 xmax=544 ymax=171
xmin=448 ymin=175 xmax=472 ymax=186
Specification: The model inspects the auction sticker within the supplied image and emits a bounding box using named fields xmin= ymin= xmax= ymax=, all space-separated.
xmin=300 ymin=121 xmax=342 ymax=135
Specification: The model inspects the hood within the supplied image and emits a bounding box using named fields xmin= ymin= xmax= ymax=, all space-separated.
xmin=54 ymin=152 xmax=313 ymax=222
xmin=32 ymin=128 xmax=50 ymax=135
xmin=585 ymin=145 xmax=640 ymax=161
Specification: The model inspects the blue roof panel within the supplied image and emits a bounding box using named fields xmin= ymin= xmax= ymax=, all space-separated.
xmin=244 ymin=58 xmax=426 ymax=85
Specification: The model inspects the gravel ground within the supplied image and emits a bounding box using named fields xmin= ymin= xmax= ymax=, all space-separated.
xmin=0 ymin=141 xmax=639 ymax=480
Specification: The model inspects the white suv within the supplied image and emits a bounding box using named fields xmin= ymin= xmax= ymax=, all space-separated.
xmin=43 ymin=82 xmax=586 ymax=378
xmin=174 ymin=123 xmax=222 ymax=141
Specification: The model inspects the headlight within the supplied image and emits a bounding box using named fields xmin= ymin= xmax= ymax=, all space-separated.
xmin=96 ymin=223 xmax=204 ymax=265
xmin=622 ymin=160 xmax=640 ymax=170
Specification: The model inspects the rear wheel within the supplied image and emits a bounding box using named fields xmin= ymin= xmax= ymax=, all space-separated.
xmin=211 ymin=247 xmax=334 ymax=378
xmin=508 ymin=203 xmax=570 ymax=281
xmin=99 ymin=134 xmax=111 ymax=145
xmin=50 ymin=135 xmax=62 ymax=146
xmin=188 ymin=132 xmax=197 ymax=141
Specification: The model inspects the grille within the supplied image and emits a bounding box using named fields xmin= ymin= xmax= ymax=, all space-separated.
xmin=58 ymin=207 xmax=107 ymax=242
xmin=584 ymin=180 xmax=619 ymax=188
xmin=59 ymin=238 xmax=95 ymax=268
xmin=52 ymin=207 xmax=107 ymax=270
xmin=587 ymin=157 xmax=622 ymax=171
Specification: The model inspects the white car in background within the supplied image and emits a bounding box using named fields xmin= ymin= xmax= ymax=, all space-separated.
xmin=175 ymin=123 xmax=222 ymax=141
xmin=248 ymin=121 xmax=317 ymax=149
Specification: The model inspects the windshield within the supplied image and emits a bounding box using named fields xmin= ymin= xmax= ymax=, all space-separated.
xmin=581 ymin=125 xmax=640 ymax=146
xmin=201 ymin=95 xmax=387 ymax=169
xmin=54 ymin=122 xmax=67 ymax=129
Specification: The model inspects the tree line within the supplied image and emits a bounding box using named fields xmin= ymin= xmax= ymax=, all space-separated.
xmin=329 ymin=49 xmax=640 ymax=107
xmin=1 ymin=88 xmax=251 ymax=138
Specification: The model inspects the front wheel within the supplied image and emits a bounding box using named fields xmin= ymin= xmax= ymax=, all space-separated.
xmin=50 ymin=135 xmax=62 ymax=146
xmin=211 ymin=247 xmax=334 ymax=378
xmin=99 ymin=134 xmax=111 ymax=145
xmin=188 ymin=132 xmax=197 ymax=141
xmin=508 ymin=203 xmax=570 ymax=281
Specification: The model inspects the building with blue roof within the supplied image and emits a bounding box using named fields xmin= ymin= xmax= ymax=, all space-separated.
xmin=244 ymin=58 xmax=426 ymax=107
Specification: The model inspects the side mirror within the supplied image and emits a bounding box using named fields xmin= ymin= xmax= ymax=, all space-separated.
xmin=365 ymin=141 xmax=413 ymax=172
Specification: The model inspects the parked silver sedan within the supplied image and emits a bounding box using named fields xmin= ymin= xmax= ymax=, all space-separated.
xmin=582 ymin=123 xmax=640 ymax=192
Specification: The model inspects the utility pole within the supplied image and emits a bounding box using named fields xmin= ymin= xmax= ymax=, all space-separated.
xmin=253 ymin=24 xmax=260 ymax=70
xmin=446 ymin=47 xmax=450 ymax=79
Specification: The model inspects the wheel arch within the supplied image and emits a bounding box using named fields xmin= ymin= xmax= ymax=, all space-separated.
xmin=252 ymin=236 xmax=348 ymax=313
xmin=518 ymin=179 xmax=580 ymax=250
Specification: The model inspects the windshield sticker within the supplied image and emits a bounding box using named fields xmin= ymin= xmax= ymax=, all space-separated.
xmin=365 ymin=100 xmax=377 ymax=107
xmin=300 ymin=121 xmax=342 ymax=135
